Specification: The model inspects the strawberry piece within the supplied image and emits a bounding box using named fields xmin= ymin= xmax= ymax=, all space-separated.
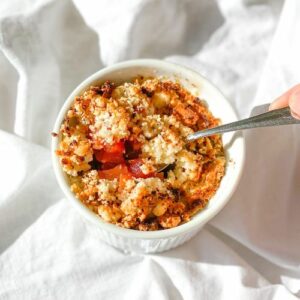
xmin=94 ymin=141 xmax=125 ymax=164
xmin=98 ymin=164 xmax=130 ymax=180
xmin=95 ymin=150 xmax=124 ymax=164
xmin=128 ymin=159 xmax=155 ymax=178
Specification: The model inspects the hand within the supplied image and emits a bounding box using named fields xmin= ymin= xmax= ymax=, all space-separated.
xmin=269 ymin=84 xmax=300 ymax=119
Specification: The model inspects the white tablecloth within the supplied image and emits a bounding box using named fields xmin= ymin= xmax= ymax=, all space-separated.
xmin=0 ymin=0 xmax=299 ymax=299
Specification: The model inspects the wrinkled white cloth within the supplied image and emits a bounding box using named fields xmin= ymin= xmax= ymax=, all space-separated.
xmin=0 ymin=0 xmax=299 ymax=299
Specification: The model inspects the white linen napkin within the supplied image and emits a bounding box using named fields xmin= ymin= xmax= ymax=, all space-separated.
xmin=0 ymin=0 xmax=299 ymax=299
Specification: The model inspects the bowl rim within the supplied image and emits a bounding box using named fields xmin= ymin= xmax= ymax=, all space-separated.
xmin=51 ymin=58 xmax=245 ymax=240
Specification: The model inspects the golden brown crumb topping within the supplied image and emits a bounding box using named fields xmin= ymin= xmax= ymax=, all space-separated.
xmin=56 ymin=77 xmax=225 ymax=230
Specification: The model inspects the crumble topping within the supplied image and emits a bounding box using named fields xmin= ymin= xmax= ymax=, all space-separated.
xmin=56 ymin=77 xmax=225 ymax=230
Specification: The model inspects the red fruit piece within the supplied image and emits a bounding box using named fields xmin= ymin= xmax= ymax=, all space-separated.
xmin=127 ymin=159 xmax=154 ymax=178
xmin=94 ymin=141 xmax=125 ymax=164
xmin=95 ymin=151 xmax=124 ymax=164
xmin=104 ymin=141 xmax=125 ymax=153
xmin=98 ymin=164 xmax=131 ymax=180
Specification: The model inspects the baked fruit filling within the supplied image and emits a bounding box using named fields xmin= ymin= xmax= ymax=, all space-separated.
xmin=55 ymin=77 xmax=225 ymax=230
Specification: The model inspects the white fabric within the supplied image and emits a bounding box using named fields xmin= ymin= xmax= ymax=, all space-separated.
xmin=0 ymin=0 xmax=299 ymax=299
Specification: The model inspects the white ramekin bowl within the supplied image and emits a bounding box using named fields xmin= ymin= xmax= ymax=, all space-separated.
xmin=51 ymin=59 xmax=245 ymax=254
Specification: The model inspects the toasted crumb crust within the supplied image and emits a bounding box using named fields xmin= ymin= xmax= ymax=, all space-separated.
xmin=56 ymin=77 xmax=225 ymax=230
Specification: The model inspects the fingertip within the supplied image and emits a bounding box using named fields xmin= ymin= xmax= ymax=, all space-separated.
xmin=268 ymin=96 xmax=287 ymax=111
xmin=290 ymin=90 xmax=300 ymax=117
xmin=291 ymin=110 xmax=300 ymax=120
xmin=269 ymin=84 xmax=300 ymax=111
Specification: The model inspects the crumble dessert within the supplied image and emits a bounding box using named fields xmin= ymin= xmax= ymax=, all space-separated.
xmin=55 ymin=77 xmax=225 ymax=230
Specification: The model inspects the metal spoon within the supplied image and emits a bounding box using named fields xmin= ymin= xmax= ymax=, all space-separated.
xmin=186 ymin=106 xmax=300 ymax=141
xmin=158 ymin=107 xmax=300 ymax=172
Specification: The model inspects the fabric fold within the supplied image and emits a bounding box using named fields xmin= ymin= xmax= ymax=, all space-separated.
xmin=1 ymin=0 xmax=299 ymax=298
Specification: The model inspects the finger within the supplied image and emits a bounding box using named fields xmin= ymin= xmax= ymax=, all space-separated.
xmin=291 ymin=111 xmax=300 ymax=120
xmin=269 ymin=83 xmax=300 ymax=111
xmin=290 ymin=90 xmax=300 ymax=120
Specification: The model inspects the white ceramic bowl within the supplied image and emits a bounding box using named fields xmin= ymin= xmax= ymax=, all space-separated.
xmin=51 ymin=59 xmax=245 ymax=253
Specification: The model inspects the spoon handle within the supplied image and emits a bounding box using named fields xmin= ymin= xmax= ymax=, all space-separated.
xmin=186 ymin=107 xmax=300 ymax=141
